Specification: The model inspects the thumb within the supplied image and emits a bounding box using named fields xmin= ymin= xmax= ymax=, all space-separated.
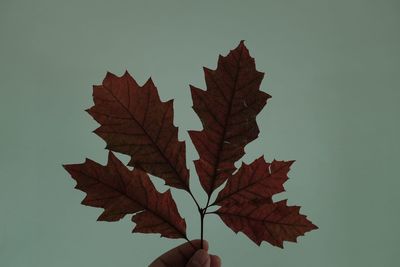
xmin=186 ymin=249 xmax=210 ymax=267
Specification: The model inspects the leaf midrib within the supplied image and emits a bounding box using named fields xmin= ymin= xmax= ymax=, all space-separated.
xmin=207 ymin=45 xmax=244 ymax=195
xmin=74 ymin=168 xmax=187 ymax=238
xmin=101 ymin=84 xmax=189 ymax=190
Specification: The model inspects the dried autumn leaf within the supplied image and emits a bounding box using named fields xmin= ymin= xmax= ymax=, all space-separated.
xmin=86 ymin=71 xmax=189 ymax=190
xmin=63 ymin=151 xmax=187 ymax=239
xmin=189 ymin=41 xmax=271 ymax=195
xmin=216 ymin=200 xmax=317 ymax=248
xmin=64 ymin=41 xmax=318 ymax=254
xmin=214 ymin=157 xmax=294 ymax=206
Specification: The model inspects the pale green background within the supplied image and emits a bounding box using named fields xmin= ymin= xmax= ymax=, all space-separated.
xmin=1 ymin=0 xmax=399 ymax=266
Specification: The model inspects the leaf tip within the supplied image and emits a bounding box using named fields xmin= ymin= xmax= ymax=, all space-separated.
xmin=62 ymin=164 xmax=73 ymax=175
xmin=203 ymin=66 xmax=213 ymax=74
xmin=105 ymin=71 xmax=116 ymax=80
xmin=123 ymin=69 xmax=131 ymax=77
xmin=145 ymin=76 xmax=155 ymax=87
xmin=233 ymin=40 xmax=248 ymax=54
xmin=189 ymin=84 xmax=202 ymax=93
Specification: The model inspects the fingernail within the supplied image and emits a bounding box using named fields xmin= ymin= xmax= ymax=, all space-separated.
xmin=191 ymin=249 xmax=209 ymax=266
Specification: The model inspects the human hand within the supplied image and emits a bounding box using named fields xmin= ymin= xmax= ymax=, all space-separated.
xmin=149 ymin=240 xmax=221 ymax=267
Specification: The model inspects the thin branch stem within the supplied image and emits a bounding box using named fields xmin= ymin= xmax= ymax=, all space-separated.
xmin=184 ymin=237 xmax=196 ymax=250
xmin=200 ymin=209 xmax=205 ymax=249
xmin=205 ymin=193 xmax=212 ymax=211
xmin=207 ymin=198 xmax=218 ymax=209
xmin=187 ymin=190 xmax=201 ymax=212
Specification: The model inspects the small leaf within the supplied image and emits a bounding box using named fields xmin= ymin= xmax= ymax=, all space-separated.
xmin=63 ymin=151 xmax=187 ymax=239
xmin=190 ymin=41 xmax=270 ymax=195
xmin=216 ymin=200 xmax=317 ymax=248
xmin=87 ymin=71 xmax=189 ymax=190
xmin=214 ymin=157 xmax=294 ymax=206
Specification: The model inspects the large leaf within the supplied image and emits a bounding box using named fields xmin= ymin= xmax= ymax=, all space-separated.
xmin=63 ymin=151 xmax=187 ymax=239
xmin=189 ymin=41 xmax=271 ymax=195
xmin=86 ymin=71 xmax=189 ymax=190
xmin=216 ymin=200 xmax=317 ymax=248
xmin=214 ymin=157 xmax=294 ymax=206
xmin=64 ymin=41 xmax=318 ymax=253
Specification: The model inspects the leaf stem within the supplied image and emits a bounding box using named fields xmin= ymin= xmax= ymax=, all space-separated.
xmin=207 ymin=200 xmax=217 ymax=208
xmin=185 ymin=185 xmax=206 ymax=249
xmin=184 ymin=237 xmax=196 ymax=250
xmin=205 ymin=194 xmax=212 ymax=211
xmin=198 ymin=191 xmax=219 ymax=248
xmin=188 ymin=190 xmax=201 ymax=212
xmin=200 ymin=208 xmax=205 ymax=249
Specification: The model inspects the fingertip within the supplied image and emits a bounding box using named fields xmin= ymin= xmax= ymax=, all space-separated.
xmin=190 ymin=239 xmax=209 ymax=251
xmin=210 ymin=254 xmax=221 ymax=267
xmin=202 ymin=240 xmax=209 ymax=251
xmin=187 ymin=249 xmax=210 ymax=267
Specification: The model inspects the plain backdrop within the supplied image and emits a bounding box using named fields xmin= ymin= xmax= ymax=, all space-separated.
xmin=1 ymin=0 xmax=399 ymax=266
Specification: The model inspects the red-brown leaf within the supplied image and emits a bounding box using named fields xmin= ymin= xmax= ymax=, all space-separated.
xmin=63 ymin=151 xmax=187 ymax=239
xmin=214 ymin=157 xmax=294 ymax=206
xmin=189 ymin=41 xmax=271 ymax=195
xmin=86 ymin=71 xmax=189 ymax=190
xmin=216 ymin=200 xmax=317 ymax=248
